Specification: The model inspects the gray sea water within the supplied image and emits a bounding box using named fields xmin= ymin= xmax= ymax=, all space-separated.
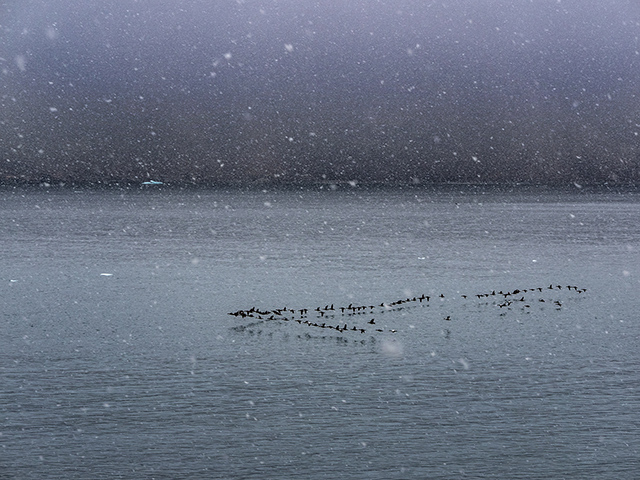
xmin=1 ymin=185 xmax=639 ymax=479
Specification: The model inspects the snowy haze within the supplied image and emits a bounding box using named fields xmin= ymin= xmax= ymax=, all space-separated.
xmin=1 ymin=0 xmax=639 ymax=185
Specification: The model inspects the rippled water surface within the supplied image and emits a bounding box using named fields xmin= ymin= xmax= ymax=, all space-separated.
xmin=1 ymin=185 xmax=639 ymax=479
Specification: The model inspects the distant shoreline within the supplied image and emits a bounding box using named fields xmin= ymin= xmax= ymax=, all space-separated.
xmin=1 ymin=177 xmax=638 ymax=195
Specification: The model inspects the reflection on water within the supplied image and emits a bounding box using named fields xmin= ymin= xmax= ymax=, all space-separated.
xmin=1 ymin=186 xmax=639 ymax=479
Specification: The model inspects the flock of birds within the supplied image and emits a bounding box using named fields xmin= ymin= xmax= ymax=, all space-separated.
xmin=228 ymin=284 xmax=587 ymax=337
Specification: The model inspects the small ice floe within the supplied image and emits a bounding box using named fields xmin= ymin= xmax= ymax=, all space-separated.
xmin=142 ymin=180 xmax=163 ymax=185
xmin=100 ymin=273 xmax=113 ymax=276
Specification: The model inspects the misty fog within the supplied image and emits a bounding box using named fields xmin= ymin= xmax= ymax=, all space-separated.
xmin=2 ymin=0 xmax=639 ymax=186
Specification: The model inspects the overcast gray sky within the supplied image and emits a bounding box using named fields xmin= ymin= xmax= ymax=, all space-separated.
xmin=2 ymin=0 xmax=639 ymax=185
